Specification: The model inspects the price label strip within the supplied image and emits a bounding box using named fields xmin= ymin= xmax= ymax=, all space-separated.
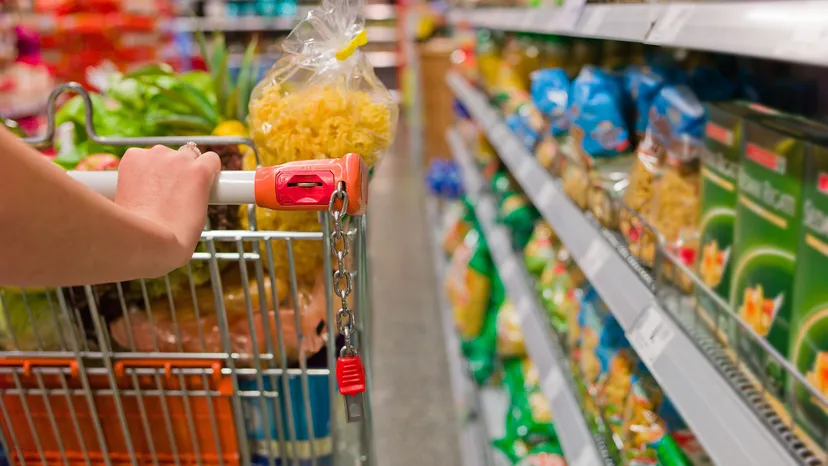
xmin=579 ymin=6 xmax=609 ymax=37
xmin=538 ymin=182 xmax=557 ymax=211
xmin=555 ymin=0 xmax=587 ymax=33
xmin=628 ymin=304 xmax=675 ymax=367
xmin=570 ymin=445 xmax=600 ymax=466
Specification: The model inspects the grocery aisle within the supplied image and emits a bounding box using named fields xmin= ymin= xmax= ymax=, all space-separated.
xmin=367 ymin=126 xmax=463 ymax=466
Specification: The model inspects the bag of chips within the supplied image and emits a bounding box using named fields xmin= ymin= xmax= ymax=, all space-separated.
xmin=446 ymin=228 xmax=492 ymax=341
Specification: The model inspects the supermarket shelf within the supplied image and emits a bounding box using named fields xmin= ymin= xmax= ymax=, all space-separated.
xmin=447 ymin=128 xmax=607 ymax=466
xmin=426 ymin=196 xmax=507 ymax=466
xmin=172 ymin=4 xmax=396 ymax=32
xmin=446 ymin=72 xmax=806 ymax=466
xmin=447 ymin=2 xmax=828 ymax=67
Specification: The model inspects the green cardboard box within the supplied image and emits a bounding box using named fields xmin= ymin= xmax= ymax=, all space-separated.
xmin=789 ymin=138 xmax=828 ymax=445
xmin=730 ymin=113 xmax=807 ymax=399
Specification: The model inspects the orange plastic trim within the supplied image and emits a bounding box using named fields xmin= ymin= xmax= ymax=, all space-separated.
xmin=0 ymin=357 xmax=80 ymax=377
xmin=255 ymin=152 xmax=368 ymax=215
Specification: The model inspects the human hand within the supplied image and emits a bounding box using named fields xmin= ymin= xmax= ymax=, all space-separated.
xmin=114 ymin=144 xmax=221 ymax=271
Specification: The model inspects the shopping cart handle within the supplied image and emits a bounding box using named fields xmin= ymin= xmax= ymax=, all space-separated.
xmin=68 ymin=153 xmax=369 ymax=215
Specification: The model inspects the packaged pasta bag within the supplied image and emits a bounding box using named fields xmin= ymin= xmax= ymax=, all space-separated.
xmin=650 ymin=85 xmax=706 ymax=290
xmin=247 ymin=0 xmax=397 ymax=291
xmin=620 ymin=75 xmax=670 ymax=266
xmin=446 ymin=228 xmax=492 ymax=341
xmin=524 ymin=221 xmax=558 ymax=277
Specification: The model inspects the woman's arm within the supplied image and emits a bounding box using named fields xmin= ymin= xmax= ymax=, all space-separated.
xmin=0 ymin=128 xmax=221 ymax=287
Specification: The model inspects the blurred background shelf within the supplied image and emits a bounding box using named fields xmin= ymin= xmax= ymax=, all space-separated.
xmin=447 ymin=2 xmax=828 ymax=67
xmin=447 ymin=71 xmax=817 ymax=466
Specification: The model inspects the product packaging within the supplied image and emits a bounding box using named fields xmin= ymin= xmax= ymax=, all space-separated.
xmin=496 ymin=300 xmax=526 ymax=359
xmin=500 ymin=190 xmax=540 ymax=250
xmin=698 ymin=102 xmax=772 ymax=332
xmin=442 ymin=199 xmax=474 ymax=258
xmin=247 ymin=0 xmax=397 ymax=293
xmin=446 ymin=228 xmax=493 ymax=341
xmin=530 ymin=68 xmax=571 ymax=174
xmin=731 ymin=112 xmax=809 ymax=401
xmin=788 ymin=133 xmax=828 ymax=450
xmin=650 ymin=85 xmax=707 ymax=291
xmin=524 ymin=222 xmax=558 ymax=277
xmin=619 ymin=71 xmax=667 ymax=265
xmin=240 ymin=373 xmax=332 ymax=464
xmin=463 ymin=273 xmax=505 ymax=385
xmin=537 ymin=253 xmax=579 ymax=337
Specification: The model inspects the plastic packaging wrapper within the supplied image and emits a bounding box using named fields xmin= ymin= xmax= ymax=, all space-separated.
xmin=569 ymin=66 xmax=632 ymax=164
xmin=650 ymin=85 xmax=705 ymax=289
xmin=620 ymin=134 xmax=661 ymax=265
xmin=499 ymin=191 xmax=539 ymax=250
xmin=538 ymin=255 xmax=579 ymax=337
xmin=587 ymin=156 xmax=632 ymax=229
xmin=524 ymin=222 xmax=558 ymax=277
xmin=562 ymin=158 xmax=590 ymax=209
xmin=441 ymin=200 xmax=473 ymax=257
xmin=446 ymin=229 xmax=492 ymax=341
xmin=496 ymin=300 xmax=526 ymax=359
xmin=461 ymin=274 xmax=504 ymax=386
xmin=108 ymin=266 xmax=337 ymax=363
xmin=247 ymin=0 xmax=397 ymax=289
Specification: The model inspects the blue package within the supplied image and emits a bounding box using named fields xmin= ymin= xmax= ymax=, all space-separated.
xmin=633 ymin=71 xmax=666 ymax=136
xmin=530 ymin=68 xmax=571 ymax=137
xmin=505 ymin=113 xmax=539 ymax=150
xmin=648 ymin=85 xmax=706 ymax=161
xmin=569 ymin=66 xmax=632 ymax=160
xmin=426 ymin=160 xmax=464 ymax=199
xmin=240 ymin=373 xmax=332 ymax=465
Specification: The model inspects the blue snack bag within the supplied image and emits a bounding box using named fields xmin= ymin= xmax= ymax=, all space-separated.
xmin=632 ymin=71 xmax=666 ymax=138
xmin=530 ymin=68 xmax=571 ymax=137
xmin=505 ymin=113 xmax=539 ymax=151
xmin=569 ymin=66 xmax=632 ymax=161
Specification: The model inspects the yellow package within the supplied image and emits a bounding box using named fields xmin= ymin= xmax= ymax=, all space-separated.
xmin=247 ymin=0 xmax=398 ymax=289
xmin=619 ymin=136 xmax=661 ymax=266
xmin=446 ymin=229 xmax=493 ymax=340
xmin=496 ymin=300 xmax=526 ymax=358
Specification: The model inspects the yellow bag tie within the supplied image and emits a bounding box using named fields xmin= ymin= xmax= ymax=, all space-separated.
xmin=336 ymin=29 xmax=368 ymax=61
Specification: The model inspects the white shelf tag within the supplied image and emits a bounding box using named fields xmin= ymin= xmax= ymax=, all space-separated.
xmin=541 ymin=368 xmax=564 ymax=404
xmin=580 ymin=239 xmax=608 ymax=280
xmin=629 ymin=304 xmax=674 ymax=367
xmin=647 ymin=4 xmax=695 ymax=44
xmin=518 ymin=159 xmax=534 ymax=180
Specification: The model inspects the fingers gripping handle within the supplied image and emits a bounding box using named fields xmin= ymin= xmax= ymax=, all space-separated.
xmin=68 ymin=153 xmax=369 ymax=214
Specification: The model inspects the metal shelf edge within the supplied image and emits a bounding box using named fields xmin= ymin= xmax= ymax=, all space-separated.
xmin=447 ymin=3 xmax=828 ymax=67
xmin=446 ymin=73 xmax=803 ymax=466
xmin=447 ymin=128 xmax=606 ymax=466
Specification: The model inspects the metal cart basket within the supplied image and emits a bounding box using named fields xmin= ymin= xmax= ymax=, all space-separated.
xmin=0 ymin=83 xmax=374 ymax=466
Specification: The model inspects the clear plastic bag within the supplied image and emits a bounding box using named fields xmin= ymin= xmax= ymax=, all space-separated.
xmin=247 ymin=0 xmax=398 ymax=290
xmin=620 ymin=132 xmax=661 ymax=266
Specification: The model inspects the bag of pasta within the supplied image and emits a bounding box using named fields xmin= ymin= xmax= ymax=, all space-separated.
xmin=247 ymin=0 xmax=398 ymax=291
xmin=649 ymin=85 xmax=705 ymax=291
xmin=620 ymin=75 xmax=670 ymax=266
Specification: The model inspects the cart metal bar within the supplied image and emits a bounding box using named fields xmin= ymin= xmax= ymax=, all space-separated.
xmin=68 ymin=171 xmax=258 ymax=206
xmin=22 ymin=83 xmax=258 ymax=160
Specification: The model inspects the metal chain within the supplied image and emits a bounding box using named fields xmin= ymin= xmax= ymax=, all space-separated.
xmin=329 ymin=181 xmax=357 ymax=358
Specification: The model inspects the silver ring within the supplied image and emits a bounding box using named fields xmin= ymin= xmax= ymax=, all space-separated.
xmin=179 ymin=141 xmax=201 ymax=156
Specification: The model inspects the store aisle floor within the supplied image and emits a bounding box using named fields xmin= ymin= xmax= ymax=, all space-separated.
xmin=367 ymin=131 xmax=462 ymax=465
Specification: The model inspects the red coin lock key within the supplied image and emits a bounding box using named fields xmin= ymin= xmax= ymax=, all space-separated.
xmin=337 ymin=354 xmax=367 ymax=422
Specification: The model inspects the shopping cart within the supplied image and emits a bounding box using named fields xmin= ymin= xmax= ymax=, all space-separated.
xmin=0 ymin=83 xmax=375 ymax=466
